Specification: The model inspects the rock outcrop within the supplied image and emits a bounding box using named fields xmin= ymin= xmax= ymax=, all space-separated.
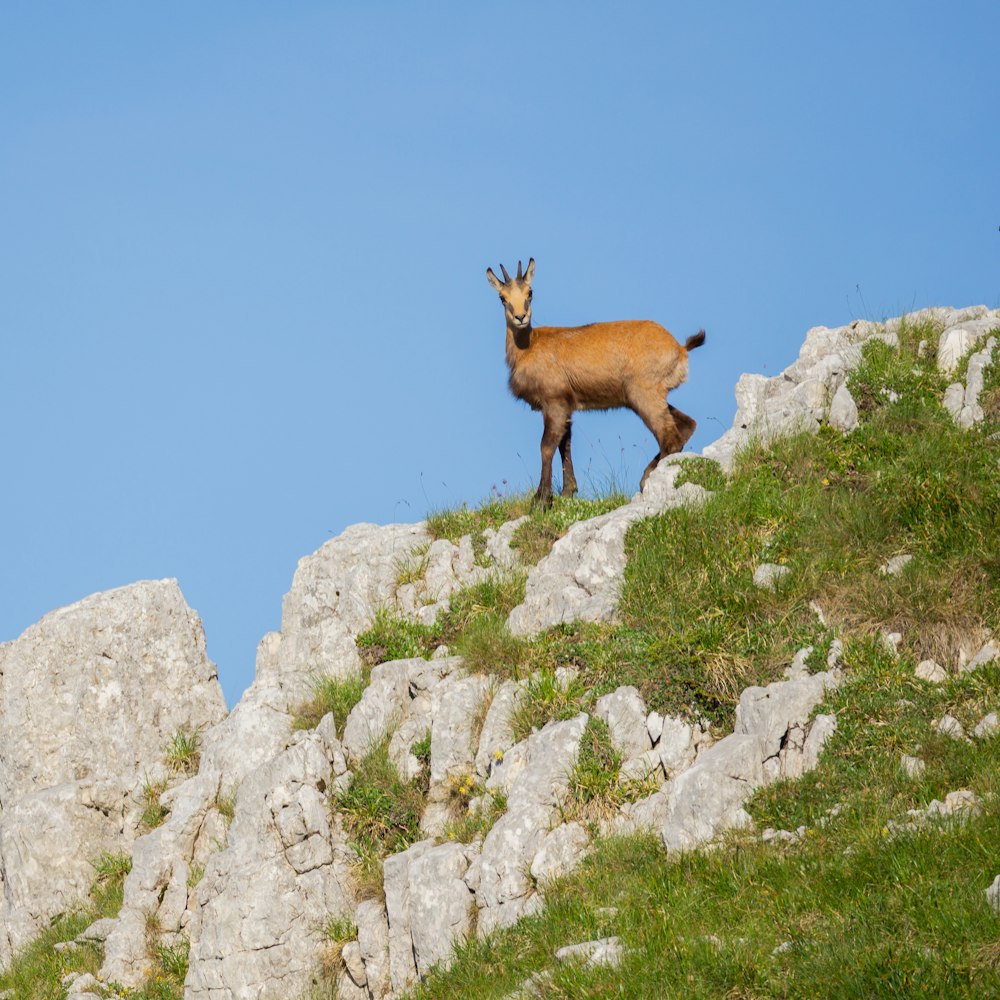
xmin=0 ymin=579 xmax=226 ymax=967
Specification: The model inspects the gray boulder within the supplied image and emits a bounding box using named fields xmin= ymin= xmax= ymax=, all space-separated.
xmin=0 ymin=579 xmax=226 ymax=969
xmin=184 ymin=727 xmax=356 ymax=1000
xmin=470 ymin=714 xmax=589 ymax=934
xmin=594 ymin=686 xmax=652 ymax=761
xmin=408 ymin=842 xmax=479 ymax=978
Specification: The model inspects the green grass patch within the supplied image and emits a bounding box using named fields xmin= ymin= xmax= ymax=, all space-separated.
xmin=357 ymin=573 xmax=526 ymax=667
xmin=140 ymin=772 xmax=170 ymax=830
xmin=509 ymin=669 xmax=590 ymax=742
xmin=164 ymin=727 xmax=201 ymax=775
xmin=0 ymin=848 xmax=171 ymax=1000
xmin=427 ymin=490 xmax=629 ymax=568
xmin=333 ymin=741 xmax=426 ymax=898
xmin=672 ymin=455 xmax=727 ymax=493
xmin=292 ymin=667 xmax=372 ymax=736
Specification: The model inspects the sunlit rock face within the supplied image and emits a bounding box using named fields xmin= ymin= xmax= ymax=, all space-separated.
xmin=0 ymin=578 xmax=226 ymax=967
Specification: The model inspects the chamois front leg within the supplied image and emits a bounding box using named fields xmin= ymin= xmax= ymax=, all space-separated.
xmin=558 ymin=421 xmax=578 ymax=497
xmin=536 ymin=404 xmax=571 ymax=508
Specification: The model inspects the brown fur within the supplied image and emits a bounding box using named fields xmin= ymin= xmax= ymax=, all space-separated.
xmin=487 ymin=258 xmax=705 ymax=505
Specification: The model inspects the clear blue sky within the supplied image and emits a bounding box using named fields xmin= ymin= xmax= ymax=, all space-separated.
xmin=2 ymin=2 xmax=998 ymax=706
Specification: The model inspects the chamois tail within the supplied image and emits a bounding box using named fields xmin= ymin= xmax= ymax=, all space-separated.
xmin=684 ymin=329 xmax=706 ymax=352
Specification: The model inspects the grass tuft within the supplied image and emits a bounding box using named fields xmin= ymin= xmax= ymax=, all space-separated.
xmin=292 ymin=668 xmax=372 ymax=736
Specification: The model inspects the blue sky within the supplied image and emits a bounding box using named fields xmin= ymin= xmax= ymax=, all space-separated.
xmin=2 ymin=2 xmax=998 ymax=706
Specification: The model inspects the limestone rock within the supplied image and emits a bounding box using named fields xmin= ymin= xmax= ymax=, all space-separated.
xmin=429 ymin=673 xmax=490 ymax=791
xmin=753 ymin=563 xmax=790 ymax=591
xmin=915 ymin=659 xmax=948 ymax=683
xmin=184 ymin=727 xmax=356 ymax=1000
xmin=960 ymin=643 xmax=999 ymax=675
xmin=594 ymin=686 xmax=651 ymax=760
xmin=936 ymin=319 xmax=996 ymax=372
xmin=342 ymin=658 xmax=419 ymax=760
xmin=935 ymin=714 xmax=967 ymax=741
xmin=619 ymin=748 xmax=664 ymax=782
xmin=471 ymin=714 xmax=588 ymax=934
xmin=734 ymin=670 xmax=841 ymax=773
xmin=530 ymin=822 xmax=590 ymax=887
xmin=987 ymin=874 xmax=1000 ymax=916
xmin=475 ymin=680 xmax=520 ymax=778
xmin=973 ymin=712 xmax=998 ymax=739
xmin=901 ymin=754 xmax=926 ymax=778
xmin=880 ymin=554 xmax=912 ymax=576
xmin=355 ymin=899 xmax=391 ymax=1000
xmin=607 ymin=787 xmax=670 ymax=835
xmin=555 ymin=936 xmax=624 ymax=967
xmin=384 ymin=839 xmax=435 ymax=994
xmin=660 ymin=733 xmax=764 ymax=853
xmin=408 ymin=842 xmax=478 ymax=978
xmin=101 ymin=768 xmax=224 ymax=986
xmin=828 ymin=384 xmax=859 ymax=432
xmin=657 ymin=716 xmax=700 ymax=779
xmin=0 ymin=579 xmax=226 ymax=968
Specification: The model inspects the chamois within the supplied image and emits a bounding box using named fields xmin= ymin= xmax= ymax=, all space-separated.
xmin=486 ymin=258 xmax=705 ymax=506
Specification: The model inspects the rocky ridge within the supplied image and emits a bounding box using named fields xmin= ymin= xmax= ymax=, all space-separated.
xmin=1 ymin=304 xmax=998 ymax=999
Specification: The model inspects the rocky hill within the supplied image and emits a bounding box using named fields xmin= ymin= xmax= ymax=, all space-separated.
xmin=1 ymin=306 xmax=998 ymax=1000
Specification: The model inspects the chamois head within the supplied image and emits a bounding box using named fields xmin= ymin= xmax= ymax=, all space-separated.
xmin=486 ymin=258 xmax=536 ymax=331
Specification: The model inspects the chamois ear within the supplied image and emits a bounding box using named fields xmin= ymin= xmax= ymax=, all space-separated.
xmin=523 ymin=258 xmax=535 ymax=284
xmin=486 ymin=267 xmax=504 ymax=292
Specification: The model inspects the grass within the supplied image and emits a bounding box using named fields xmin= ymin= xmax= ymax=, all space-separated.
xmin=427 ymin=489 xmax=629 ymax=568
xmin=0 ymin=856 xmax=141 ymax=998
xmin=562 ymin=717 xmax=658 ymax=827
xmin=357 ymin=572 xmax=527 ymax=666
xmin=509 ymin=669 xmax=590 ymax=742
xmin=292 ymin=667 xmax=372 ymax=735
xmin=164 ymin=727 xmax=201 ymax=775
xmin=443 ymin=788 xmax=508 ymax=844
xmin=140 ymin=772 xmax=170 ymax=830
xmin=5 ymin=315 xmax=998 ymax=999
xmin=333 ymin=741 xmax=427 ymax=898
xmin=508 ymin=493 xmax=629 ymax=565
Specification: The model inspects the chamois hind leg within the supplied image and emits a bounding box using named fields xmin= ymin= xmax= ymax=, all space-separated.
xmin=558 ymin=419 xmax=578 ymax=497
xmin=537 ymin=403 xmax=572 ymax=508
xmin=668 ymin=403 xmax=697 ymax=448
xmin=629 ymin=388 xmax=685 ymax=490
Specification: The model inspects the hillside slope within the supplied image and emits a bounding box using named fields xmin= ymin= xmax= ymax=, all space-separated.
xmin=0 ymin=305 xmax=998 ymax=1000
